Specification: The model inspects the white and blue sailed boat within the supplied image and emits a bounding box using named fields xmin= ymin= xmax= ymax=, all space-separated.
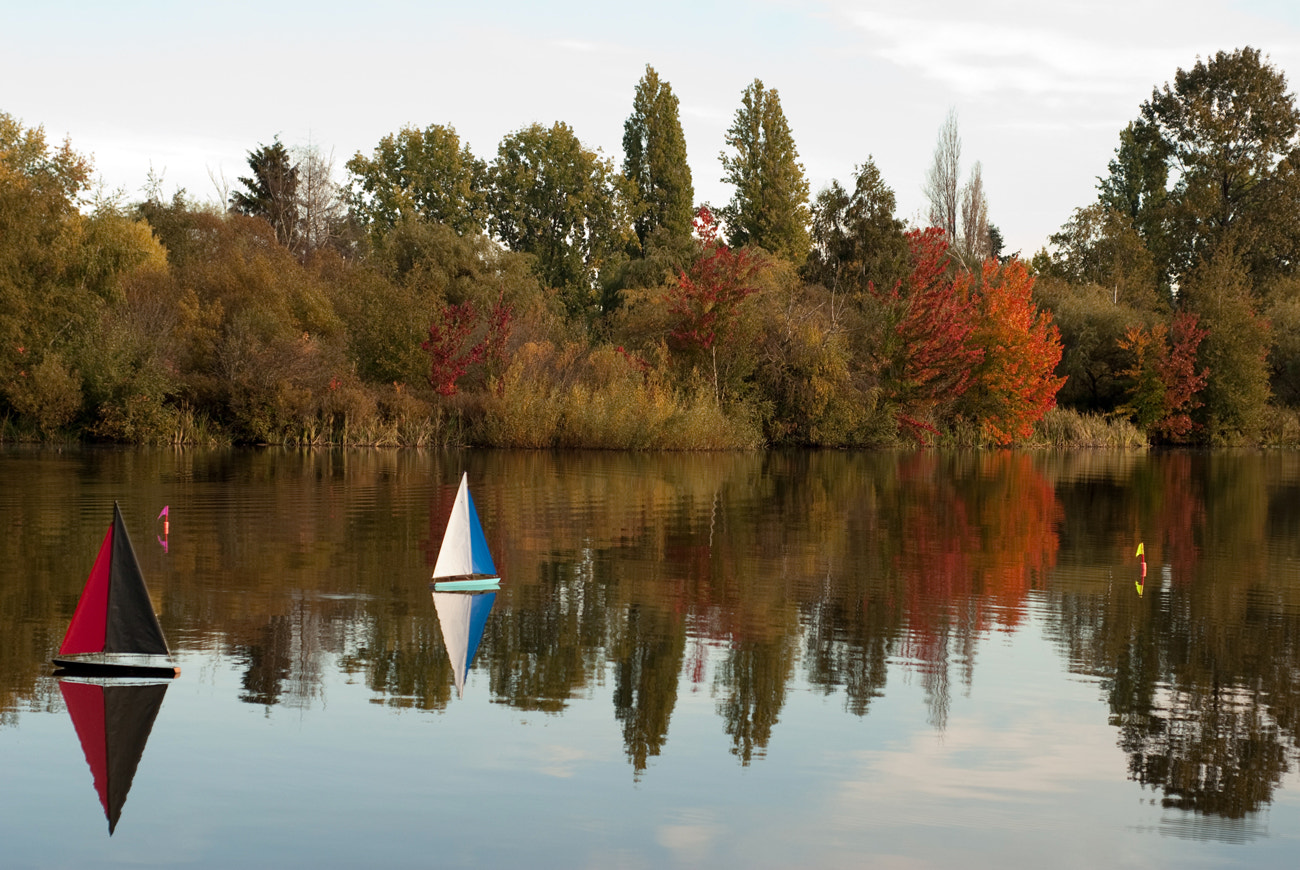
xmin=430 ymin=473 xmax=500 ymax=591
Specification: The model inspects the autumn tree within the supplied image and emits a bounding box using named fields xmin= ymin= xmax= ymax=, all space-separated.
xmin=230 ymin=138 xmax=299 ymax=247
xmin=346 ymin=123 xmax=488 ymax=237
xmin=623 ymin=65 xmax=694 ymax=249
xmin=666 ymin=207 xmax=762 ymax=406
xmin=718 ymin=79 xmax=811 ymax=262
xmin=1 ymin=113 xmax=94 ymax=431
xmin=1117 ymin=311 xmax=1209 ymax=443
xmin=423 ymin=296 xmax=513 ymax=396
xmin=956 ymin=259 xmax=1066 ymax=445
xmin=489 ymin=122 xmax=635 ymax=323
xmin=873 ymin=228 xmax=983 ymax=441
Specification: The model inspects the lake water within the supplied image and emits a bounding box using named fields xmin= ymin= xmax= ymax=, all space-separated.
xmin=3 ymin=446 xmax=1300 ymax=868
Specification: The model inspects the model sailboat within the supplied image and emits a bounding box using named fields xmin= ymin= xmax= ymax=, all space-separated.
xmin=53 ymin=503 xmax=180 ymax=678
xmin=430 ymin=473 xmax=500 ymax=591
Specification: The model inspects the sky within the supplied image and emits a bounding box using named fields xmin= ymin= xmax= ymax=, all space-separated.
xmin=5 ymin=0 xmax=1300 ymax=257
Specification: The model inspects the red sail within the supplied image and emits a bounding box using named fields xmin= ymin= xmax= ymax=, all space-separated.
xmin=59 ymin=521 xmax=114 ymax=655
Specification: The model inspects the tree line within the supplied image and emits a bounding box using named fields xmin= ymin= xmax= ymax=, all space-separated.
xmin=3 ymin=50 xmax=1298 ymax=447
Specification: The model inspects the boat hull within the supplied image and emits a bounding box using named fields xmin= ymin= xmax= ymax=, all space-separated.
xmin=53 ymin=653 xmax=180 ymax=678
xmin=431 ymin=574 xmax=501 ymax=592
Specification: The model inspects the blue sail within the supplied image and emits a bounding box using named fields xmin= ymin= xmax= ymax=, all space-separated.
xmin=467 ymin=490 xmax=497 ymax=577
xmin=463 ymin=591 xmax=496 ymax=671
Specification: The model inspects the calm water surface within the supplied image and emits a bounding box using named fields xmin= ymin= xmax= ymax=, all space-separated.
xmin=3 ymin=447 xmax=1300 ymax=868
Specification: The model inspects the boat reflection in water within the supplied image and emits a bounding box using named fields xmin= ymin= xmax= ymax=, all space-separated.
xmin=432 ymin=591 xmax=496 ymax=698
xmin=58 ymin=676 xmax=171 ymax=834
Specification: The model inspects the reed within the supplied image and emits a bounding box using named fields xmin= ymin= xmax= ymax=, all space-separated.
xmin=476 ymin=341 xmax=762 ymax=449
xmin=1258 ymin=405 xmax=1300 ymax=447
xmin=1027 ymin=408 xmax=1147 ymax=448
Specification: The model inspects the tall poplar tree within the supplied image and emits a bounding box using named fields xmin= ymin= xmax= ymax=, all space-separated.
xmin=923 ymin=109 xmax=961 ymax=244
xmin=718 ymin=79 xmax=810 ymax=263
xmin=623 ymin=65 xmax=694 ymax=249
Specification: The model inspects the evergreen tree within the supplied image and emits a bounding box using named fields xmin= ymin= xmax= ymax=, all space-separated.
xmin=718 ymin=79 xmax=811 ymax=263
xmin=804 ymin=157 xmax=910 ymax=296
xmin=230 ymin=138 xmax=299 ymax=248
xmin=623 ymin=65 xmax=694 ymax=249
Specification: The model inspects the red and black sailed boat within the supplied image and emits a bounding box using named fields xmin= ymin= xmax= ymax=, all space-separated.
xmin=53 ymin=503 xmax=179 ymax=678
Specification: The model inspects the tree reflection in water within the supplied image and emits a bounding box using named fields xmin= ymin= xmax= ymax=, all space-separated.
xmin=5 ymin=448 xmax=1300 ymax=819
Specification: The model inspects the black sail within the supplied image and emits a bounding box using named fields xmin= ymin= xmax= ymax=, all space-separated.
xmin=105 ymin=503 xmax=170 ymax=657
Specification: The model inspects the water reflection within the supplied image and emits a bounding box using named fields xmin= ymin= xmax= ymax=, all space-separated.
xmin=1048 ymin=451 xmax=1300 ymax=820
xmin=4 ymin=447 xmax=1300 ymax=824
xmin=433 ymin=590 xmax=496 ymax=697
xmin=58 ymin=676 xmax=170 ymax=835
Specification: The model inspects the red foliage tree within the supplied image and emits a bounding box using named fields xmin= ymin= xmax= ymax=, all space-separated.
xmin=667 ymin=207 xmax=759 ymax=351
xmin=1118 ymin=310 xmax=1208 ymax=443
xmin=873 ymin=228 xmax=983 ymax=442
xmin=422 ymin=294 xmax=513 ymax=396
xmin=665 ymin=207 xmax=762 ymax=403
xmin=1156 ymin=312 xmax=1209 ymax=442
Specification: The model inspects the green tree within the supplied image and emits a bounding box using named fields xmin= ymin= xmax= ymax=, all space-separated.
xmin=346 ymin=124 xmax=488 ymax=237
xmin=1047 ymin=204 xmax=1162 ymax=311
xmin=623 ymin=65 xmax=694 ymax=249
xmin=1180 ymin=247 xmax=1272 ymax=442
xmin=718 ymin=79 xmax=811 ymax=262
xmin=230 ymin=138 xmax=299 ymax=248
xmin=336 ymin=217 xmax=551 ymax=388
xmin=489 ymin=122 xmax=634 ymax=323
xmin=1135 ymin=47 xmax=1300 ymax=290
xmin=1097 ymin=120 xmax=1170 ymax=270
xmin=1265 ymin=276 xmax=1300 ymax=404
xmin=1033 ymin=276 xmax=1148 ymax=413
xmin=804 ymin=157 xmax=910 ymax=297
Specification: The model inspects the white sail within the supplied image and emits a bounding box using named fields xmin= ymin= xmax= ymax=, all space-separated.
xmin=432 ymin=474 xmax=474 ymax=579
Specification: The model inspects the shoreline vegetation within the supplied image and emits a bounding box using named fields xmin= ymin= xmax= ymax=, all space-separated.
xmin=6 ymin=48 xmax=1300 ymax=450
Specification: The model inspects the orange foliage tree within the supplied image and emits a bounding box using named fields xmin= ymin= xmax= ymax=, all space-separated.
xmin=960 ymin=258 xmax=1066 ymax=445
